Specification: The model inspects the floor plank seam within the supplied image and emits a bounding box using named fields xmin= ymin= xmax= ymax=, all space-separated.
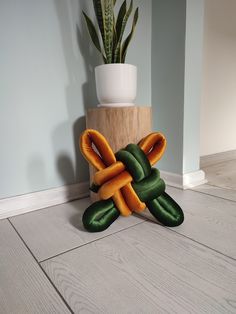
xmin=168 ymin=228 xmax=236 ymax=261
xmin=201 ymin=157 xmax=236 ymax=168
xmin=188 ymin=187 xmax=236 ymax=203
xmin=167 ymin=184 xmax=236 ymax=204
xmin=141 ymin=219 xmax=236 ymax=262
xmin=39 ymin=220 xmax=147 ymax=263
xmin=7 ymin=219 xmax=74 ymax=314
xmin=204 ymin=182 xmax=236 ymax=191
xmin=167 ymin=183 xmax=236 ymax=202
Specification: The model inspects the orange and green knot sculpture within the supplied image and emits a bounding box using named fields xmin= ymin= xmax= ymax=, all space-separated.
xmin=80 ymin=129 xmax=184 ymax=232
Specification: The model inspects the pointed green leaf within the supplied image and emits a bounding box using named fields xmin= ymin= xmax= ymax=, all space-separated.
xmin=114 ymin=0 xmax=133 ymax=62
xmin=83 ymin=11 xmax=107 ymax=62
xmin=104 ymin=0 xmax=114 ymax=63
xmin=115 ymin=0 xmax=126 ymax=41
xmin=121 ymin=7 xmax=138 ymax=62
xmin=112 ymin=14 xmax=117 ymax=62
xmin=93 ymin=0 xmax=105 ymax=42
xmin=83 ymin=11 xmax=102 ymax=52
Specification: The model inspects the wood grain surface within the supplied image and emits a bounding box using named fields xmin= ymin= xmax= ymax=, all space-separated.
xmin=202 ymin=159 xmax=236 ymax=190
xmin=86 ymin=106 xmax=152 ymax=152
xmin=10 ymin=198 xmax=144 ymax=262
xmin=139 ymin=186 xmax=236 ymax=259
xmin=200 ymin=150 xmax=236 ymax=168
xmin=0 ymin=219 xmax=70 ymax=314
xmin=192 ymin=183 xmax=236 ymax=202
xmin=42 ymin=220 xmax=236 ymax=314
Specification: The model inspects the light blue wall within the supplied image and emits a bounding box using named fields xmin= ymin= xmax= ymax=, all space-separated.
xmin=151 ymin=0 xmax=186 ymax=174
xmin=183 ymin=0 xmax=204 ymax=173
xmin=0 ymin=0 xmax=204 ymax=198
xmin=0 ymin=0 xmax=152 ymax=199
xmin=125 ymin=0 xmax=152 ymax=104
xmin=152 ymin=0 xmax=204 ymax=175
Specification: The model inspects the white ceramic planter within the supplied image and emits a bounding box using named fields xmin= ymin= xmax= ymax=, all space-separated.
xmin=95 ymin=63 xmax=137 ymax=107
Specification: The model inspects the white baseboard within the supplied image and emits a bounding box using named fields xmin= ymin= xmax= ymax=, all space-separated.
xmin=160 ymin=170 xmax=207 ymax=189
xmin=0 ymin=169 xmax=207 ymax=219
xmin=0 ymin=181 xmax=90 ymax=220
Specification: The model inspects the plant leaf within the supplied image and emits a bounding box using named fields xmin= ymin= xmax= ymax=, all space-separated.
xmin=114 ymin=0 xmax=133 ymax=62
xmin=83 ymin=11 xmax=107 ymax=62
xmin=112 ymin=14 xmax=117 ymax=62
xmin=113 ymin=0 xmax=117 ymax=6
xmin=93 ymin=0 xmax=105 ymax=42
xmin=115 ymin=0 xmax=126 ymax=41
xmin=121 ymin=7 xmax=138 ymax=62
xmin=83 ymin=11 xmax=102 ymax=52
xmin=104 ymin=0 xmax=114 ymax=63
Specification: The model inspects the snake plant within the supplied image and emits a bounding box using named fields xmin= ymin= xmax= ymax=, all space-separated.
xmin=83 ymin=0 xmax=139 ymax=63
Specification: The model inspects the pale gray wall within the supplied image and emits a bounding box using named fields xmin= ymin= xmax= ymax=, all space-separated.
xmin=200 ymin=0 xmax=236 ymax=156
xmin=151 ymin=0 xmax=186 ymax=174
xmin=0 ymin=0 xmax=152 ymax=199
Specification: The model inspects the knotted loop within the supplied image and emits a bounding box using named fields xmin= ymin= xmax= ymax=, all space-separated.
xmin=80 ymin=129 xmax=184 ymax=232
xmin=115 ymin=144 xmax=165 ymax=202
xmin=132 ymin=168 xmax=166 ymax=202
xmin=79 ymin=129 xmax=116 ymax=170
xmin=80 ymin=129 xmax=140 ymax=216
xmin=80 ymin=130 xmax=167 ymax=216
xmin=115 ymin=144 xmax=151 ymax=182
xmin=139 ymin=132 xmax=167 ymax=165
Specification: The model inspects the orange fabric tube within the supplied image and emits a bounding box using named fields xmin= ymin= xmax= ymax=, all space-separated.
xmin=138 ymin=132 xmax=167 ymax=165
xmin=80 ymin=129 xmax=132 ymax=216
xmin=121 ymin=183 xmax=146 ymax=212
xmin=80 ymin=129 xmax=116 ymax=170
xmin=94 ymin=161 xmax=125 ymax=186
xmin=112 ymin=190 xmax=132 ymax=216
xmin=98 ymin=171 xmax=132 ymax=200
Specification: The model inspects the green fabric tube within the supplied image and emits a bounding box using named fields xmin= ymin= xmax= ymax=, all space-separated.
xmin=115 ymin=149 xmax=146 ymax=182
xmin=146 ymin=192 xmax=184 ymax=227
xmin=125 ymin=144 xmax=151 ymax=178
xmin=82 ymin=199 xmax=120 ymax=232
xmin=89 ymin=182 xmax=100 ymax=193
xmin=132 ymin=168 xmax=166 ymax=202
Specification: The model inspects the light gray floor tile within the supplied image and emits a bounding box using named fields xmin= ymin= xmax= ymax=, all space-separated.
xmin=10 ymin=198 xmax=144 ymax=262
xmin=139 ymin=186 xmax=236 ymax=259
xmin=42 ymin=221 xmax=236 ymax=314
xmin=200 ymin=150 xmax=236 ymax=168
xmin=0 ymin=219 xmax=70 ymax=314
xmin=202 ymin=159 xmax=236 ymax=190
xmin=191 ymin=183 xmax=236 ymax=202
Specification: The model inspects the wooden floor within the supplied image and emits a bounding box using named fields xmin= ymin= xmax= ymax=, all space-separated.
xmin=201 ymin=151 xmax=236 ymax=191
xmin=1 ymin=183 xmax=236 ymax=313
